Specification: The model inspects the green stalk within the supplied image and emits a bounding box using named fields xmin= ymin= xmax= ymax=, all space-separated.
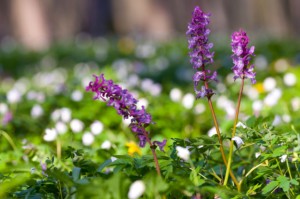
xmin=204 ymin=81 xmax=239 ymax=187
xmin=223 ymin=78 xmax=245 ymax=191
xmin=0 ymin=130 xmax=17 ymax=151
xmin=56 ymin=138 xmax=62 ymax=160
xmin=142 ymin=129 xmax=161 ymax=176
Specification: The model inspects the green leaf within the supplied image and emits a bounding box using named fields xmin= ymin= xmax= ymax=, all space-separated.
xmin=271 ymin=146 xmax=287 ymax=157
xmin=277 ymin=175 xmax=289 ymax=192
xmin=246 ymin=116 xmax=256 ymax=128
xmin=290 ymin=179 xmax=299 ymax=186
xmin=72 ymin=167 xmax=81 ymax=181
xmin=246 ymin=183 xmax=262 ymax=196
xmin=143 ymin=173 xmax=169 ymax=198
xmin=262 ymin=181 xmax=279 ymax=194
xmin=97 ymin=159 xmax=113 ymax=172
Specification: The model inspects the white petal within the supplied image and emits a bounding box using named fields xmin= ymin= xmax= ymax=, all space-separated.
xmin=101 ymin=140 xmax=112 ymax=150
xmin=128 ymin=180 xmax=146 ymax=199
xmin=70 ymin=119 xmax=84 ymax=133
xmin=176 ymin=146 xmax=190 ymax=161
xmin=43 ymin=128 xmax=57 ymax=142
xmin=283 ymin=73 xmax=296 ymax=86
xmin=236 ymin=122 xmax=247 ymax=129
xmin=280 ymin=154 xmax=287 ymax=163
xmin=82 ymin=132 xmax=94 ymax=146
xmin=55 ymin=121 xmax=68 ymax=135
xmin=232 ymin=136 xmax=244 ymax=148
xmin=170 ymin=88 xmax=182 ymax=102
xmin=90 ymin=121 xmax=104 ymax=135
xmin=182 ymin=93 xmax=195 ymax=109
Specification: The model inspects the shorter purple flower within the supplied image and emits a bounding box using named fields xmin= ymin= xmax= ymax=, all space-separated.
xmin=231 ymin=29 xmax=256 ymax=83
xmin=153 ymin=139 xmax=167 ymax=152
xmin=86 ymin=74 xmax=166 ymax=151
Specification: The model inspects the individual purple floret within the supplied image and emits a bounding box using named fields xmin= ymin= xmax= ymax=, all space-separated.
xmin=187 ymin=6 xmax=217 ymax=98
xmin=231 ymin=30 xmax=256 ymax=83
xmin=86 ymin=74 xmax=166 ymax=151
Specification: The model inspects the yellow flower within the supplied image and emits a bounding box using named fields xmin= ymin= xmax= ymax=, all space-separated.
xmin=126 ymin=141 xmax=142 ymax=156
xmin=254 ymin=82 xmax=264 ymax=93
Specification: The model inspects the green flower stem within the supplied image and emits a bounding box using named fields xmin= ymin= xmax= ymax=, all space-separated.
xmin=204 ymin=81 xmax=239 ymax=188
xmin=286 ymin=155 xmax=293 ymax=180
xmin=57 ymin=138 xmax=62 ymax=160
xmin=224 ymin=78 xmax=245 ymax=190
xmin=0 ymin=130 xmax=17 ymax=151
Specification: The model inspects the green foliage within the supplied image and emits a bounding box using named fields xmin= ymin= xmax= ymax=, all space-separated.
xmin=1 ymin=38 xmax=300 ymax=198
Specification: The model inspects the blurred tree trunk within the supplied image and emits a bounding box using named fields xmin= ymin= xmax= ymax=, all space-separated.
xmin=1 ymin=0 xmax=299 ymax=50
xmin=10 ymin=0 xmax=51 ymax=50
xmin=288 ymin=0 xmax=300 ymax=36
xmin=111 ymin=0 xmax=173 ymax=40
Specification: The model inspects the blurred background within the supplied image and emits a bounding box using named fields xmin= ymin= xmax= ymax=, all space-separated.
xmin=0 ymin=0 xmax=300 ymax=51
xmin=0 ymin=0 xmax=300 ymax=149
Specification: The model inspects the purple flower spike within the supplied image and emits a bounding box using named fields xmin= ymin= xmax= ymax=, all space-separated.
xmin=231 ymin=30 xmax=256 ymax=83
xmin=86 ymin=74 xmax=166 ymax=151
xmin=187 ymin=6 xmax=217 ymax=98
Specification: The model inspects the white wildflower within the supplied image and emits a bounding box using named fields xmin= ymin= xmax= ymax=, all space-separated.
xmin=71 ymin=90 xmax=83 ymax=101
xmin=55 ymin=121 xmax=68 ymax=135
xmin=170 ymin=88 xmax=182 ymax=102
xmin=176 ymin=146 xmax=190 ymax=161
xmin=208 ymin=127 xmax=217 ymax=137
xmin=252 ymin=100 xmax=263 ymax=112
xmin=194 ymin=103 xmax=205 ymax=114
xmin=263 ymin=77 xmax=276 ymax=92
xmin=236 ymin=122 xmax=247 ymax=129
xmin=283 ymin=73 xmax=296 ymax=86
xmin=255 ymin=152 xmax=261 ymax=158
xmin=82 ymin=132 xmax=94 ymax=146
xmin=101 ymin=140 xmax=112 ymax=150
xmin=182 ymin=93 xmax=195 ymax=109
xmin=272 ymin=115 xmax=282 ymax=126
xmin=70 ymin=119 xmax=84 ymax=133
xmin=60 ymin=108 xmax=72 ymax=122
xmin=90 ymin=120 xmax=104 ymax=135
xmin=128 ymin=180 xmax=146 ymax=199
xmin=31 ymin=104 xmax=44 ymax=118
xmin=280 ymin=154 xmax=287 ymax=163
xmin=7 ymin=89 xmax=22 ymax=104
xmin=43 ymin=128 xmax=57 ymax=142
xmin=111 ymin=156 xmax=117 ymax=162
xmin=0 ymin=103 xmax=8 ymax=114
xmin=232 ymin=136 xmax=244 ymax=149
xmin=282 ymin=114 xmax=291 ymax=123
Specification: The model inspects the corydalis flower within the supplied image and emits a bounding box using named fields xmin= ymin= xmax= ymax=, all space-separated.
xmin=187 ymin=6 xmax=217 ymax=98
xmin=231 ymin=30 xmax=256 ymax=83
xmin=86 ymin=74 xmax=166 ymax=151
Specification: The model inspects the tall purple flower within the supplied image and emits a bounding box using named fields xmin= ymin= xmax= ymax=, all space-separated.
xmin=231 ymin=30 xmax=256 ymax=83
xmin=86 ymin=74 xmax=166 ymax=151
xmin=187 ymin=6 xmax=217 ymax=99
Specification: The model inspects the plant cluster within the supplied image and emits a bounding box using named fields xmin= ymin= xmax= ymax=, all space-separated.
xmin=0 ymin=5 xmax=300 ymax=199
